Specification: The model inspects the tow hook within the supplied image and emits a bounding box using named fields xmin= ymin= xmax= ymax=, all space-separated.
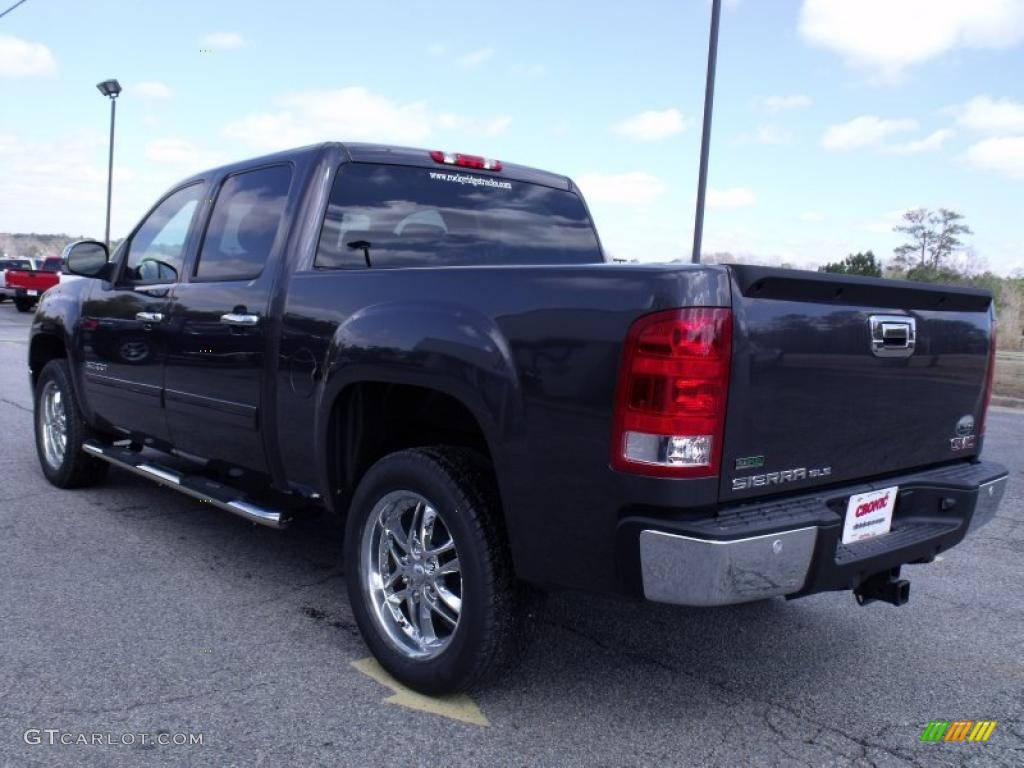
xmin=854 ymin=567 xmax=910 ymax=607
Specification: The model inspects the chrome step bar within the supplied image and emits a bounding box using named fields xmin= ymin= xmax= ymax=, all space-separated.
xmin=83 ymin=441 xmax=290 ymax=529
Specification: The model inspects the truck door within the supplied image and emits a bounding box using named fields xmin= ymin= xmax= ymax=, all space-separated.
xmin=162 ymin=164 xmax=293 ymax=473
xmin=80 ymin=182 xmax=206 ymax=442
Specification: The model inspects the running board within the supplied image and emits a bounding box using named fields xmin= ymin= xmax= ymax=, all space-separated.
xmin=83 ymin=441 xmax=291 ymax=529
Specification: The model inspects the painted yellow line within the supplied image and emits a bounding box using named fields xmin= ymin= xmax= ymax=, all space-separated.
xmin=351 ymin=657 xmax=490 ymax=727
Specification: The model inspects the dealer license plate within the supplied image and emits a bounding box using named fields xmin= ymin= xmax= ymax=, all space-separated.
xmin=27 ymin=289 xmax=38 ymax=296
xmin=842 ymin=486 xmax=897 ymax=544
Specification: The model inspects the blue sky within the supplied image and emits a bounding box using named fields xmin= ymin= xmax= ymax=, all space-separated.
xmin=1 ymin=0 xmax=1023 ymax=273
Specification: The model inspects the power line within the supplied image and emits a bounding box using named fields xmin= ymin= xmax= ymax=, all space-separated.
xmin=0 ymin=0 xmax=30 ymax=20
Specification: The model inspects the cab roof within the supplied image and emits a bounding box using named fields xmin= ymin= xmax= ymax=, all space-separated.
xmin=180 ymin=142 xmax=574 ymax=191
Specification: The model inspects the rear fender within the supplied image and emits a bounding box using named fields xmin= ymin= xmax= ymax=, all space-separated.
xmin=315 ymin=300 xmax=525 ymax=523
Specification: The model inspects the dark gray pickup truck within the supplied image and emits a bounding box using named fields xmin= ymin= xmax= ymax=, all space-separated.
xmin=29 ymin=142 xmax=1007 ymax=693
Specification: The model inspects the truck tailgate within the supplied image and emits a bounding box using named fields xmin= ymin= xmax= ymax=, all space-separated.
xmin=721 ymin=266 xmax=994 ymax=502
xmin=6 ymin=270 xmax=59 ymax=292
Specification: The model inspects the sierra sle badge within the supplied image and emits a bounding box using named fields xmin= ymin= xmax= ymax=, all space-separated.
xmin=732 ymin=465 xmax=833 ymax=491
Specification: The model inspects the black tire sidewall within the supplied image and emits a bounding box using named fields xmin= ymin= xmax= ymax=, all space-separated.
xmin=344 ymin=450 xmax=494 ymax=694
xmin=34 ymin=360 xmax=88 ymax=487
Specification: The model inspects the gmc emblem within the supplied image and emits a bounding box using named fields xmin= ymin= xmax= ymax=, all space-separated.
xmin=950 ymin=435 xmax=976 ymax=452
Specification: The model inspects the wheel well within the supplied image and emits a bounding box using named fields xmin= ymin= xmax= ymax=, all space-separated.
xmin=29 ymin=334 xmax=66 ymax=387
xmin=328 ymin=382 xmax=495 ymax=513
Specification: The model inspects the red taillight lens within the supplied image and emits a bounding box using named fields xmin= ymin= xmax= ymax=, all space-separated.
xmin=980 ymin=319 xmax=997 ymax=436
xmin=429 ymin=150 xmax=502 ymax=172
xmin=610 ymin=308 xmax=732 ymax=477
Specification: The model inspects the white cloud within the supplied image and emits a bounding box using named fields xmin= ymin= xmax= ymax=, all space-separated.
xmin=707 ymin=187 xmax=756 ymax=208
xmin=455 ymin=48 xmax=493 ymax=70
xmin=956 ymin=95 xmax=1024 ymax=134
xmin=0 ymin=133 xmax=144 ymax=239
xmin=0 ymin=35 xmax=57 ymax=77
xmin=576 ymin=172 xmax=667 ymax=205
xmin=757 ymin=94 xmax=812 ymax=113
xmin=134 ymin=81 xmax=172 ymax=100
xmin=222 ymin=87 xmax=511 ymax=151
xmin=612 ymin=108 xmax=690 ymax=141
xmin=201 ymin=32 xmax=246 ymax=50
xmin=799 ymin=0 xmax=1024 ymax=78
xmin=437 ymin=113 xmax=513 ymax=136
xmin=965 ymin=136 xmax=1024 ymax=179
xmin=736 ymin=123 xmax=792 ymax=146
xmin=821 ymin=115 xmax=917 ymax=151
xmin=144 ymin=138 xmax=224 ymax=169
xmin=863 ymin=208 xmax=913 ymax=235
xmin=884 ymin=128 xmax=955 ymax=155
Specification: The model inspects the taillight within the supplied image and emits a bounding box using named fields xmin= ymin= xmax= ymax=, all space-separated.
xmin=610 ymin=308 xmax=733 ymax=477
xmin=980 ymin=318 xmax=997 ymax=436
xmin=429 ymin=150 xmax=502 ymax=172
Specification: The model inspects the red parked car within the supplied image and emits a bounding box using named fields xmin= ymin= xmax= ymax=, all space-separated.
xmin=6 ymin=256 xmax=63 ymax=312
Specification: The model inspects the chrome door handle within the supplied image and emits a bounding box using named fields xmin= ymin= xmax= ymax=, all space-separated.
xmin=220 ymin=313 xmax=260 ymax=327
xmin=135 ymin=312 xmax=164 ymax=323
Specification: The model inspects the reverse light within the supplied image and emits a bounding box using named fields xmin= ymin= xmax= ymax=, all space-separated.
xmin=610 ymin=308 xmax=733 ymax=477
xmin=429 ymin=150 xmax=502 ymax=172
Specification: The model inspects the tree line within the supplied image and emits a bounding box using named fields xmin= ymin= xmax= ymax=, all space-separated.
xmin=819 ymin=208 xmax=1022 ymax=350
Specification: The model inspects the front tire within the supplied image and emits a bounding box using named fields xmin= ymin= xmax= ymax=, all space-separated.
xmin=34 ymin=359 xmax=109 ymax=488
xmin=344 ymin=447 xmax=530 ymax=694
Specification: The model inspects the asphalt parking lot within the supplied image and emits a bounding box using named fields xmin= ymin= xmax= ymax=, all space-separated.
xmin=1 ymin=304 xmax=1021 ymax=768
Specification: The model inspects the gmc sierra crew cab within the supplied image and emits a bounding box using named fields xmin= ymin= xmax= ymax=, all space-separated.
xmin=29 ymin=142 xmax=1008 ymax=693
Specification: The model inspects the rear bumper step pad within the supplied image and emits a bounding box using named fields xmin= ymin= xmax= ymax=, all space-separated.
xmin=626 ymin=461 xmax=1007 ymax=606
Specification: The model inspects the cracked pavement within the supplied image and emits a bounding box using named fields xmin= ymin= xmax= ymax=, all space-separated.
xmin=1 ymin=306 xmax=1022 ymax=767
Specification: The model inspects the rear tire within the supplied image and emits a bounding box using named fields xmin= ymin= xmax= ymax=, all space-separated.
xmin=344 ymin=446 xmax=532 ymax=694
xmin=14 ymin=296 xmax=34 ymax=313
xmin=34 ymin=359 xmax=109 ymax=488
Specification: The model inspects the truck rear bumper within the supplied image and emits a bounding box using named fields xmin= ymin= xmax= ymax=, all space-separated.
xmin=635 ymin=461 xmax=1007 ymax=607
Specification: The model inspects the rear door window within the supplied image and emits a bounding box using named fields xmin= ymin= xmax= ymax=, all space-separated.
xmin=195 ymin=164 xmax=292 ymax=281
xmin=315 ymin=163 xmax=603 ymax=269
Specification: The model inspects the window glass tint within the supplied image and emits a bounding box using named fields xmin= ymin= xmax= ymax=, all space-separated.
xmin=315 ymin=164 xmax=603 ymax=269
xmin=196 ymin=165 xmax=292 ymax=280
xmin=124 ymin=183 xmax=203 ymax=283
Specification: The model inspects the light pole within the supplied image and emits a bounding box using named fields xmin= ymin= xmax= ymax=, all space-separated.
xmin=691 ymin=0 xmax=722 ymax=264
xmin=96 ymin=78 xmax=121 ymax=250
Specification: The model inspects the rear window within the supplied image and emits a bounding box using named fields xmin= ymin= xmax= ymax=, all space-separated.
xmin=1 ymin=260 xmax=31 ymax=270
xmin=315 ymin=163 xmax=603 ymax=269
xmin=41 ymin=258 xmax=62 ymax=272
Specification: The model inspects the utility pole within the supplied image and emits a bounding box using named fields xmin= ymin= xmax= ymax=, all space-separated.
xmin=691 ymin=0 xmax=722 ymax=264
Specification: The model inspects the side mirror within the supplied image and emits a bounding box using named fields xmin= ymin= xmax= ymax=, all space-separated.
xmin=62 ymin=240 xmax=110 ymax=279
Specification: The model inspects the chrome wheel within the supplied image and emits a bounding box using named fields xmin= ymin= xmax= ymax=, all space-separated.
xmin=39 ymin=379 xmax=68 ymax=469
xmin=361 ymin=490 xmax=462 ymax=659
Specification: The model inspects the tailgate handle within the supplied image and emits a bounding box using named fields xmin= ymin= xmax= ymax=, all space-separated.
xmin=869 ymin=315 xmax=916 ymax=358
